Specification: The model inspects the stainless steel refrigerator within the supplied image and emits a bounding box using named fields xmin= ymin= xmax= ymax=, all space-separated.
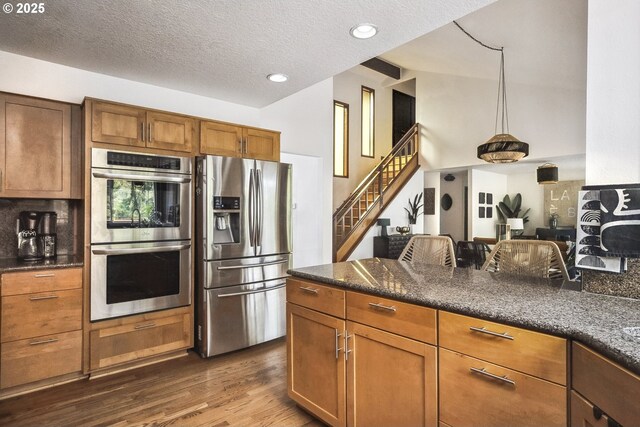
xmin=195 ymin=155 xmax=292 ymax=357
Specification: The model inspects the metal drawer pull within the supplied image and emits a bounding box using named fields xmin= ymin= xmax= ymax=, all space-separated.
xmin=299 ymin=286 xmax=319 ymax=294
xmin=34 ymin=273 xmax=55 ymax=278
xmin=469 ymin=326 xmax=514 ymax=340
xmin=368 ymin=302 xmax=397 ymax=312
xmin=335 ymin=329 xmax=343 ymax=360
xmin=29 ymin=294 xmax=59 ymax=301
xmin=134 ymin=322 xmax=156 ymax=330
xmin=470 ymin=367 xmax=516 ymax=386
xmin=29 ymin=338 xmax=59 ymax=346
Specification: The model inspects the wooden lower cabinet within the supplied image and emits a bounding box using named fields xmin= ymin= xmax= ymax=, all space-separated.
xmin=287 ymin=303 xmax=346 ymax=427
xmin=89 ymin=311 xmax=192 ymax=371
xmin=439 ymin=348 xmax=566 ymax=427
xmin=1 ymin=330 xmax=82 ymax=389
xmin=570 ymin=391 xmax=610 ymax=427
xmin=347 ymin=321 xmax=437 ymax=427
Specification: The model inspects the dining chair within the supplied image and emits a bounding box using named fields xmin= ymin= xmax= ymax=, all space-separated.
xmin=481 ymin=240 xmax=569 ymax=280
xmin=456 ymin=240 xmax=490 ymax=270
xmin=399 ymin=235 xmax=457 ymax=267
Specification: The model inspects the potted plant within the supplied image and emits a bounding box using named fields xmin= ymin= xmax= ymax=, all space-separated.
xmin=496 ymin=193 xmax=530 ymax=236
xmin=405 ymin=193 xmax=424 ymax=227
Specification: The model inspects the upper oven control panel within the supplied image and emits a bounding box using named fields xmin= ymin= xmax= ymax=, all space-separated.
xmin=107 ymin=151 xmax=181 ymax=170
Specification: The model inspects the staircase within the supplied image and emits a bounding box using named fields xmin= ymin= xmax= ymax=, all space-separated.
xmin=333 ymin=123 xmax=420 ymax=261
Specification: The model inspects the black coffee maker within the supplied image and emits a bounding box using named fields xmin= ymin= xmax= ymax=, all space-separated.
xmin=39 ymin=211 xmax=58 ymax=259
xmin=17 ymin=211 xmax=43 ymax=261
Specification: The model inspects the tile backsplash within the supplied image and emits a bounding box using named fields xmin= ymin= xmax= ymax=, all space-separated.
xmin=0 ymin=199 xmax=80 ymax=259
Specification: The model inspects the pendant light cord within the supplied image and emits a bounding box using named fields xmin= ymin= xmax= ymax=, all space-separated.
xmin=453 ymin=20 xmax=509 ymax=135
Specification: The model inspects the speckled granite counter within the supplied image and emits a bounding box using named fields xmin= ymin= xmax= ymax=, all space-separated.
xmin=289 ymin=258 xmax=640 ymax=375
xmin=0 ymin=255 xmax=83 ymax=274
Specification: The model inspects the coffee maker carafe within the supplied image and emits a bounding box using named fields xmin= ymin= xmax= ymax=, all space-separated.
xmin=17 ymin=211 xmax=43 ymax=261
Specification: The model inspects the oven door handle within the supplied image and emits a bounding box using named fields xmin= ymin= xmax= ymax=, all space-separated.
xmin=92 ymin=171 xmax=192 ymax=184
xmin=91 ymin=244 xmax=191 ymax=255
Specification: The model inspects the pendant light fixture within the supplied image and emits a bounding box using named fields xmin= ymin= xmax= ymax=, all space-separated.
xmin=537 ymin=163 xmax=559 ymax=184
xmin=454 ymin=21 xmax=529 ymax=163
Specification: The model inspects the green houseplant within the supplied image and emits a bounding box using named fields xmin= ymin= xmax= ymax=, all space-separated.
xmin=405 ymin=193 xmax=424 ymax=225
xmin=496 ymin=193 xmax=530 ymax=234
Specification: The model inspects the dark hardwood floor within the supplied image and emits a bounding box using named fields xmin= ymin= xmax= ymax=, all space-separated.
xmin=0 ymin=339 xmax=323 ymax=426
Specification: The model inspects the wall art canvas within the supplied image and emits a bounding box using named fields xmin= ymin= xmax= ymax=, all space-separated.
xmin=479 ymin=192 xmax=485 ymax=204
xmin=487 ymin=207 xmax=493 ymax=218
xmin=575 ymin=190 xmax=626 ymax=272
xmin=544 ymin=180 xmax=584 ymax=227
xmin=599 ymin=188 xmax=640 ymax=257
xmin=424 ymin=188 xmax=435 ymax=215
xmin=486 ymin=193 xmax=493 ymax=204
xmin=479 ymin=207 xmax=485 ymax=218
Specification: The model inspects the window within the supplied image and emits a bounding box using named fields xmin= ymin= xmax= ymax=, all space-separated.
xmin=333 ymin=101 xmax=349 ymax=177
xmin=361 ymin=86 xmax=375 ymax=157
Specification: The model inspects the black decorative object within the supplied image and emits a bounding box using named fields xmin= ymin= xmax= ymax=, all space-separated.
xmin=441 ymin=194 xmax=453 ymax=211
xmin=537 ymin=163 xmax=559 ymax=184
xmin=486 ymin=193 xmax=493 ymax=204
xmin=487 ymin=207 xmax=493 ymax=218
xmin=600 ymin=188 xmax=640 ymax=257
xmin=376 ymin=218 xmax=390 ymax=237
xmin=479 ymin=192 xmax=485 ymax=204
xmin=444 ymin=174 xmax=456 ymax=182
xmin=424 ymin=188 xmax=435 ymax=215
xmin=479 ymin=207 xmax=485 ymax=218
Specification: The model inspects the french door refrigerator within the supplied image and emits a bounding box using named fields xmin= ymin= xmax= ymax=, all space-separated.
xmin=195 ymin=155 xmax=292 ymax=357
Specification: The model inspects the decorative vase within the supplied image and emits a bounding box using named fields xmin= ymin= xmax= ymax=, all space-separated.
xmin=549 ymin=216 xmax=558 ymax=229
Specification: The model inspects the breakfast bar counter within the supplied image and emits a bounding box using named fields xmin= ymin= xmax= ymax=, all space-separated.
xmin=289 ymin=257 xmax=640 ymax=375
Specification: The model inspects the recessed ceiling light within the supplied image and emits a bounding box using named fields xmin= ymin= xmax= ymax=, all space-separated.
xmin=267 ymin=73 xmax=288 ymax=83
xmin=350 ymin=23 xmax=378 ymax=39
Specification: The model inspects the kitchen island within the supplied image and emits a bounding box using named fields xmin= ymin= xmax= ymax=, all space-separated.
xmin=287 ymin=258 xmax=639 ymax=427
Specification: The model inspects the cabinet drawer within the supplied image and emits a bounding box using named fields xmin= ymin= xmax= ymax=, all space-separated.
xmin=1 ymin=330 xmax=82 ymax=389
xmin=439 ymin=348 xmax=566 ymax=427
xmin=439 ymin=311 xmax=566 ymax=385
xmin=346 ymin=291 xmax=436 ymax=345
xmin=572 ymin=342 xmax=640 ymax=427
xmin=2 ymin=288 xmax=82 ymax=342
xmin=89 ymin=312 xmax=191 ymax=371
xmin=1 ymin=267 xmax=82 ymax=296
xmin=286 ymin=278 xmax=345 ymax=318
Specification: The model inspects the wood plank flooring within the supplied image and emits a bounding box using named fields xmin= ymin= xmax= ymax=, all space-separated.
xmin=0 ymin=338 xmax=324 ymax=426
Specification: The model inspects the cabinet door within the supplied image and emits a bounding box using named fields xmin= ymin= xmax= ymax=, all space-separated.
xmin=287 ymin=303 xmax=346 ymax=427
xmin=346 ymin=321 xmax=437 ymax=427
xmin=89 ymin=312 xmax=191 ymax=371
xmin=147 ymin=111 xmax=195 ymax=153
xmin=92 ymin=101 xmax=145 ymax=147
xmin=0 ymin=94 xmax=71 ymax=198
xmin=244 ymin=127 xmax=280 ymax=161
xmin=200 ymin=121 xmax=243 ymax=157
xmin=570 ymin=391 xmax=610 ymax=427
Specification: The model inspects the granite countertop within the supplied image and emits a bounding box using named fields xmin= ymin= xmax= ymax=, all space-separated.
xmin=0 ymin=255 xmax=84 ymax=274
xmin=289 ymin=258 xmax=640 ymax=375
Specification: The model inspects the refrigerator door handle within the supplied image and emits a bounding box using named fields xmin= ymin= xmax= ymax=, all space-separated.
xmin=216 ymin=259 xmax=289 ymax=270
xmin=256 ymin=168 xmax=263 ymax=249
xmin=248 ymin=168 xmax=255 ymax=247
xmin=216 ymin=282 xmax=286 ymax=298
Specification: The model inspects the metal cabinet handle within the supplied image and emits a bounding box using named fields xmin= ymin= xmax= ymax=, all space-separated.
xmin=148 ymin=123 xmax=152 ymax=142
xmin=30 ymin=338 xmax=59 ymax=346
xmin=299 ymin=286 xmax=319 ymax=295
xmin=29 ymin=294 xmax=59 ymax=301
xmin=335 ymin=329 xmax=343 ymax=360
xmin=141 ymin=122 xmax=145 ymax=141
xmin=470 ymin=367 xmax=516 ymax=386
xmin=344 ymin=333 xmax=353 ymax=361
xmin=469 ymin=326 xmax=514 ymax=340
xmin=34 ymin=273 xmax=55 ymax=278
xmin=134 ymin=322 xmax=156 ymax=330
xmin=368 ymin=302 xmax=397 ymax=312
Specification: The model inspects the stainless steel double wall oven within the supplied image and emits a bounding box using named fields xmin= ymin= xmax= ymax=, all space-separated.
xmin=90 ymin=148 xmax=193 ymax=321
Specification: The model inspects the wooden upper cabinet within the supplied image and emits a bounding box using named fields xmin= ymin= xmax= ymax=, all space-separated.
xmin=91 ymin=100 xmax=193 ymax=153
xmin=147 ymin=111 xmax=195 ymax=153
xmin=200 ymin=120 xmax=280 ymax=161
xmin=0 ymin=93 xmax=77 ymax=198
xmin=244 ymin=127 xmax=280 ymax=161
xmin=200 ymin=121 xmax=243 ymax=157
xmin=92 ymin=101 xmax=145 ymax=147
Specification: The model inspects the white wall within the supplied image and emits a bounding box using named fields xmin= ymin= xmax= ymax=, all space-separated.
xmin=415 ymin=71 xmax=586 ymax=171
xmin=439 ymin=171 xmax=467 ymax=242
xmin=260 ymin=79 xmax=334 ymax=264
xmin=0 ymin=51 xmax=260 ymax=125
xmin=423 ymin=171 xmax=441 ymax=235
xmin=469 ymin=169 xmax=507 ymax=238
xmin=585 ymin=0 xmax=640 ymax=185
xmin=347 ymin=171 xmax=424 ymax=260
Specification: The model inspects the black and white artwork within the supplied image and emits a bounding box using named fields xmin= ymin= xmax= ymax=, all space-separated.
xmin=424 ymin=188 xmax=435 ymax=215
xmin=600 ymin=188 xmax=640 ymax=257
xmin=486 ymin=193 xmax=493 ymax=204
xmin=479 ymin=207 xmax=485 ymax=218
xmin=487 ymin=207 xmax=493 ymax=219
xmin=575 ymin=190 xmax=626 ymax=272
xmin=479 ymin=192 xmax=485 ymax=204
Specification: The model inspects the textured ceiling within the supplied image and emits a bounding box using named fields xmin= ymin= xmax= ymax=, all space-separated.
xmin=0 ymin=0 xmax=494 ymax=107
xmin=381 ymin=0 xmax=587 ymax=90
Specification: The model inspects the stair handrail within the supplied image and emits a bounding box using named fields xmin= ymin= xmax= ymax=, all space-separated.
xmin=333 ymin=123 xmax=419 ymax=219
